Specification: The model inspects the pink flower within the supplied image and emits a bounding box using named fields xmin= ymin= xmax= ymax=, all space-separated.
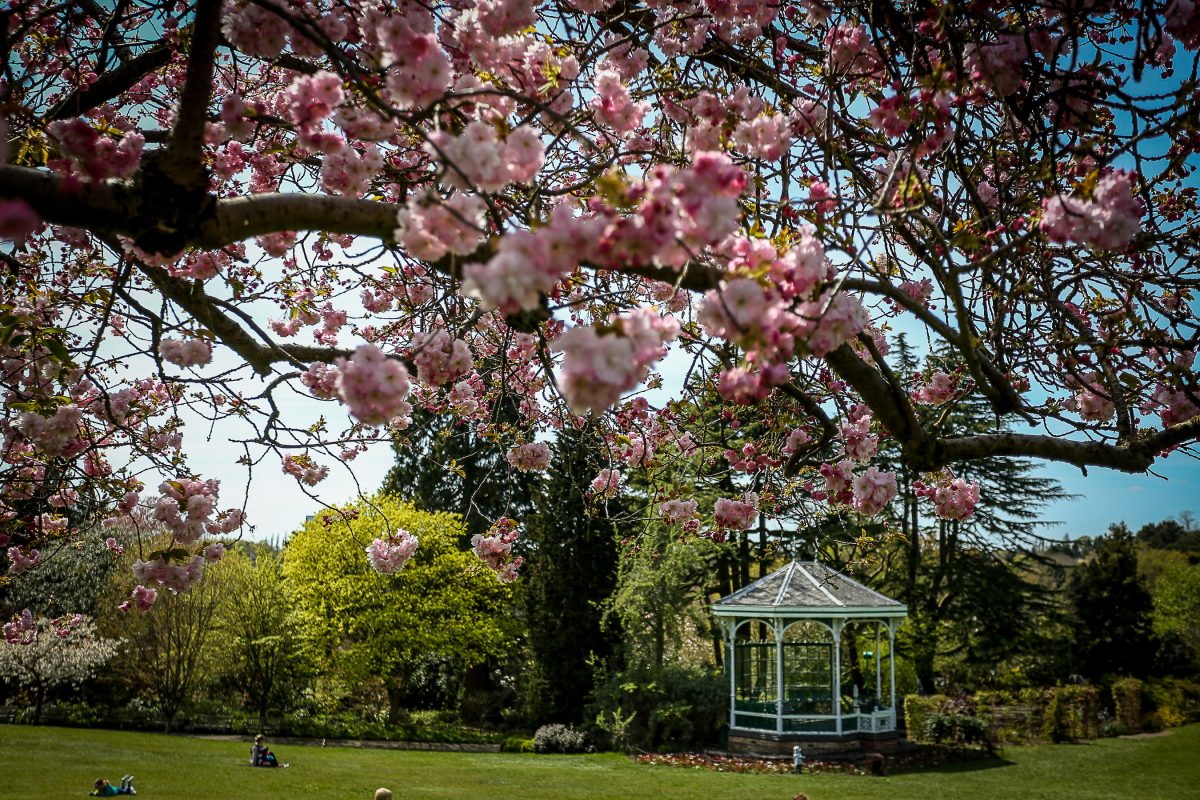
xmin=781 ymin=428 xmax=812 ymax=457
xmin=6 ymin=546 xmax=40 ymax=575
xmin=913 ymin=371 xmax=957 ymax=405
xmin=1065 ymin=372 xmax=1114 ymax=422
xmin=131 ymin=584 xmax=158 ymax=613
xmin=2 ymin=609 xmax=37 ymax=645
xmin=1041 ymin=170 xmax=1144 ymax=251
xmin=0 ymin=199 xmax=40 ymax=245
xmin=471 ymin=517 xmax=522 ymax=582
xmin=714 ymin=494 xmax=758 ymax=531
xmin=917 ymin=477 xmax=981 ymax=521
xmin=365 ymin=530 xmax=419 ymax=574
xmin=411 ymin=330 xmax=472 ymax=387
xmin=852 ymin=467 xmax=898 ymax=516
xmin=506 ymin=442 xmax=552 ymax=472
xmin=337 ymin=344 xmax=412 ymax=426
xmin=659 ymin=498 xmax=699 ymax=526
xmin=590 ymin=468 xmax=621 ymax=498
xmin=160 ymin=337 xmax=213 ymax=367
xmin=202 ymin=542 xmax=226 ymax=562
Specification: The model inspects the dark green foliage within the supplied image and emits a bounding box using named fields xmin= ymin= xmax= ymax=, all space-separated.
xmin=1136 ymin=518 xmax=1200 ymax=552
xmin=1041 ymin=687 xmax=1069 ymax=743
xmin=522 ymin=425 xmax=624 ymax=725
xmin=382 ymin=406 xmax=535 ymax=541
xmin=922 ymin=712 xmax=990 ymax=747
xmin=590 ymin=664 xmax=726 ymax=752
xmin=1067 ymin=525 xmax=1156 ymax=680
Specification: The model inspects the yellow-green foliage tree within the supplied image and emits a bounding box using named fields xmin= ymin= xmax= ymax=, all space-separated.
xmin=283 ymin=495 xmax=516 ymax=721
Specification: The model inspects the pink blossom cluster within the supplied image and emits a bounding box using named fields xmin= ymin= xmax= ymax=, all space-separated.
xmin=337 ymin=344 xmax=412 ymax=426
xmin=826 ymin=23 xmax=883 ymax=78
xmin=816 ymin=459 xmax=856 ymax=505
xmin=898 ymin=278 xmax=934 ymax=307
xmin=428 ymin=122 xmax=544 ymax=192
xmin=3 ymin=609 xmax=36 ymax=645
xmin=590 ymin=468 xmax=621 ymax=498
xmin=6 ymin=545 xmax=40 ymax=575
xmin=781 ymin=427 xmax=812 ymax=457
xmin=714 ymin=492 xmax=758 ymax=531
xmin=47 ymin=119 xmax=143 ymax=181
xmin=285 ymin=71 xmax=345 ymax=151
xmin=119 ymin=585 xmax=157 ymax=613
xmin=153 ymin=478 xmax=242 ymax=543
xmin=724 ymin=442 xmax=781 ymax=474
xmin=221 ymin=0 xmax=294 ymax=59
xmin=659 ymin=498 xmax=700 ymax=527
xmin=840 ymin=408 xmax=878 ymax=461
xmin=365 ymin=529 xmax=420 ymax=575
xmin=301 ymin=363 xmax=341 ymax=399
xmin=1065 ymin=372 xmax=1115 ymax=422
xmin=1041 ymin=170 xmax=1144 ymax=251
xmin=964 ymin=34 xmax=1036 ymax=97
xmin=202 ymin=542 xmax=226 ymax=562
xmin=0 ymin=199 xmax=40 ymax=245
xmin=133 ymin=555 xmax=205 ymax=593
xmin=471 ymin=517 xmax=523 ymax=583
xmin=1166 ymin=0 xmax=1200 ymax=50
xmin=851 ymin=466 xmax=898 ymax=515
xmin=554 ymin=307 xmax=680 ymax=414
xmin=371 ymin=5 xmax=452 ymax=109
xmin=732 ymin=114 xmax=792 ymax=160
xmin=592 ymin=69 xmax=650 ymax=134
xmin=916 ymin=477 xmax=981 ymax=521
xmin=1143 ymin=385 xmax=1200 ymax=427
xmin=15 ymin=407 xmax=82 ymax=456
xmin=104 ymin=537 xmax=125 ymax=558
xmin=395 ymin=193 xmax=487 ymax=261
xmin=410 ymin=330 xmax=472 ymax=387
xmin=320 ymin=144 xmax=384 ymax=197
xmin=506 ymin=442 xmax=552 ymax=472
xmin=282 ymin=455 xmax=330 ymax=486
xmin=912 ymin=371 xmax=958 ymax=405
xmin=159 ymin=337 xmax=213 ymax=367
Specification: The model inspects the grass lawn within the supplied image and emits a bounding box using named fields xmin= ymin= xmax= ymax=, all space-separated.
xmin=3 ymin=724 xmax=1199 ymax=800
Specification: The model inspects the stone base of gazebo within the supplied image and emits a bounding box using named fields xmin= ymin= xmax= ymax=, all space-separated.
xmin=728 ymin=729 xmax=901 ymax=757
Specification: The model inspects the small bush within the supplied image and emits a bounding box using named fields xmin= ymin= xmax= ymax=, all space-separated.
xmin=533 ymin=724 xmax=587 ymax=754
xmin=501 ymin=736 xmax=535 ymax=753
xmin=923 ymin=712 xmax=989 ymax=747
xmin=903 ymin=695 xmax=948 ymax=743
xmin=1042 ymin=688 xmax=1070 ymax=743
xmin=1111 ymin=678 xmax=1143 ymax=734
xmin=1099 ymin=721 xmax=1124 ymax=738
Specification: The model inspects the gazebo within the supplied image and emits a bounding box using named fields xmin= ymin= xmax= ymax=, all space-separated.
xmin=711 ymin=560 xmax=908 ymax=755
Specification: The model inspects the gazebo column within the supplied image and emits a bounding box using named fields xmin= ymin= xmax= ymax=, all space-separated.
xmin=774 ymin=618 xmax=784 ymax=734
xmin=832 ymin=618 xmax=842 ymax=735
xmin=888 ymin=622 xmax=897 ymax=729
xmin=725 ymin=621 xmax=736 ymax=731
xmin=875 ymin=623 xmax=883 ymax=712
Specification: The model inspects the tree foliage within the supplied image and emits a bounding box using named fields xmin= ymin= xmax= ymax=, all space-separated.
xmin=283 ymin=495 xmax=516 ymax=720
xmin=209 ymin=543 xmax=313 ymax=727
xmin=1067 ymin=524 xmax=1157 ymax=680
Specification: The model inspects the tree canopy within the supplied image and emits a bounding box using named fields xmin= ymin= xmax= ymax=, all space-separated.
xmin=1 ymin=1 xmax=1199 ymax=619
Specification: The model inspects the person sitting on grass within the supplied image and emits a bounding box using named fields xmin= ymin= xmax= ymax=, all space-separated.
xmin=251 ymin=734 xmax=288 ymax=768
xmin=89 ymin=775 xmax=136 ymax=796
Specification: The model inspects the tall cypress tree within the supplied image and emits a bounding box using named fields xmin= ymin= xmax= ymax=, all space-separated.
xmin=521 ymin=424 xmax=624 ymax=724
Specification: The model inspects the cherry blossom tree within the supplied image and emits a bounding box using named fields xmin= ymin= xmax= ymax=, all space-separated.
xmin=0 ymin=614 xmax=120 ymax=722
xmin=1 ymin=0 xmax=1199 ymax=617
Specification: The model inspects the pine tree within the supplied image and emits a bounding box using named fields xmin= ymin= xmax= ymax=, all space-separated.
xmin=521 ymin=425 xmax=624 ymax=724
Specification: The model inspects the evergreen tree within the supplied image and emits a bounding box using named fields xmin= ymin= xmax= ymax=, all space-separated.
xmin=383 ymin=403 xmax=535 ymax=542
xmin=521 ymin=425 xmax=624 ymax=724
xmin=1067 ymin=523 xmax=1156 ymax=680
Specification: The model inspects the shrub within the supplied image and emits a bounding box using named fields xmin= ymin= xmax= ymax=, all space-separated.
xmin=902 ymin=694 xmax=947 ymax=743
xmin=501 ymin=736 xmax=535 ymax=753
xmin=533 ymin=724 xmax=588 ymax=754
xmin=1042 ymin=688 xmax=1070 ymax=743
xmin=1111 ymin=678 xmax=1143 ymax=734
xmin=923 ymin=712 xmax=989 ymax=747
xmin=590 ymin=664 xmax=725 ymax=753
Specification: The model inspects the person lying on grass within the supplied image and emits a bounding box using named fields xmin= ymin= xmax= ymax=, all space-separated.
xmin=90 ymin=775 xmax=136 ymax=796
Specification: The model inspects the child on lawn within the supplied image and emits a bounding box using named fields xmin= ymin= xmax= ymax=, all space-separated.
xmin=90 ymin=775 xmax=136 ymax=796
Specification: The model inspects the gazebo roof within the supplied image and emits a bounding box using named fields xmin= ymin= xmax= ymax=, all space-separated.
xmin=712 ymin=560 xmax=907 ymax=619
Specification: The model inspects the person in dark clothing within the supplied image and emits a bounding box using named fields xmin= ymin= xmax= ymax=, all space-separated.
xmin=251 ymin=734 xmax=287 ymax=767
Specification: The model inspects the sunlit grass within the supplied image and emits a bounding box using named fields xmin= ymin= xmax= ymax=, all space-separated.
xmin=2 ymin=723 xmax=1198 ymax=800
